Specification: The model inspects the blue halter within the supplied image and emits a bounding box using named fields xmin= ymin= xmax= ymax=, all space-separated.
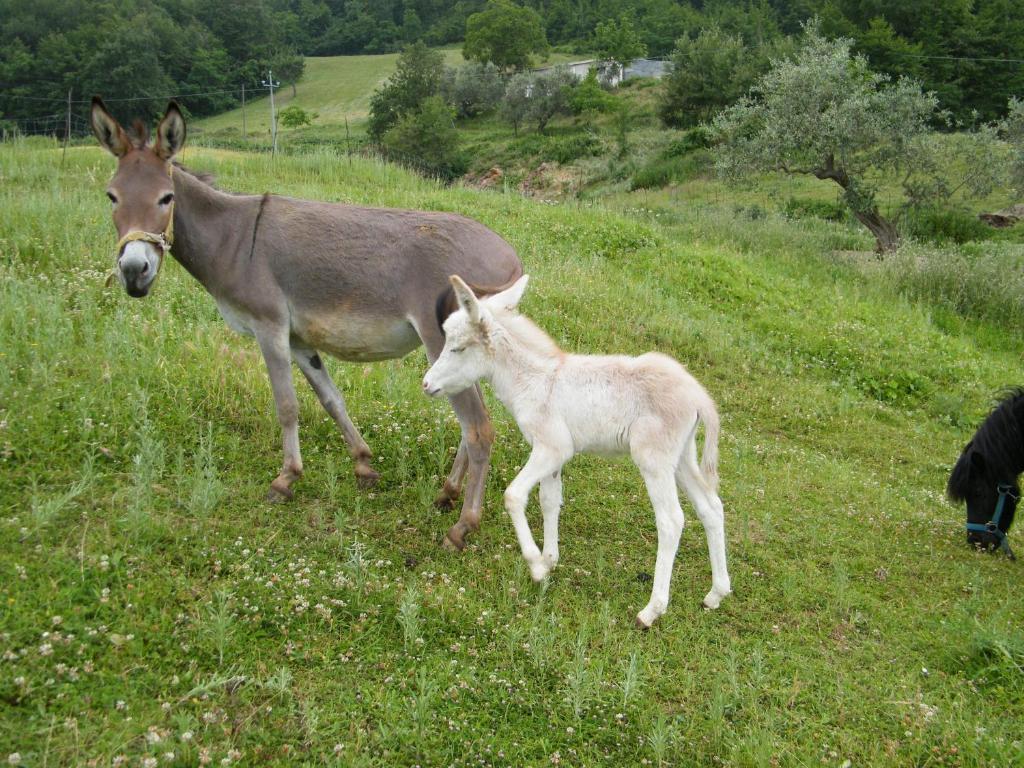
xmin=966 ymin=483 xmax=1018 ymax=559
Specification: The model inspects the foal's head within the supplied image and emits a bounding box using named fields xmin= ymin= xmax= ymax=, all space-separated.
xmin=91 ymin=98 xmax=186 ymax=298
xmin=422 ymin=275 xmax=529 ymax=397
xmin=947 ymin=390 xmax=1024 ymax=554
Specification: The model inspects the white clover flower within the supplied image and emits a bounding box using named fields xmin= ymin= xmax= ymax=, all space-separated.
xmin=8 ymin=754 xmax=21 ymax=766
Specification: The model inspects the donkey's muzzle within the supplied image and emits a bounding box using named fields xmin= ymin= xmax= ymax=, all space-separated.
xmin=118 ymin=241 xmax=157 ymax=298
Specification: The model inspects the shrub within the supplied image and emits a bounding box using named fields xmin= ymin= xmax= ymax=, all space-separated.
xmin=901 ymin=206 xmax=993 ymax=244
xmin=783 ymin=197 xmax=847 ymax=222
xmin=629 ymin=150 xmax=712 ymax=190
xmin=548 ymin=133 xmax=602 ymax=164
xmin=381 ymin=96 xmax=466 ymax=181
xmin=663 ymin=126 xmax=712 ymax=157
xmin=279 ymin=106 xmax=315 ymax=129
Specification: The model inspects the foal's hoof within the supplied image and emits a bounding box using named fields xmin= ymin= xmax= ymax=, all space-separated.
xmin=266 ymin=482 xmax=294 ymax=503
xmin=701 ymin=590 xmax=730 ymax=610
xmin=635 ymin=615 xmax=653 ymax=631
xmin=355 ymin=468 xmax=380 ymax=490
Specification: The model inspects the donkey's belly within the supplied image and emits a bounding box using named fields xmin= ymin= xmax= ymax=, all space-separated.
xmin=292 ymin=310 xmax=421 ymax=362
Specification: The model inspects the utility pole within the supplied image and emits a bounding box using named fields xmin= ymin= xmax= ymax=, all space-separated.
xmin=261 ymin=69 xmax=280 ymax=156
xmin=61 ymin=88 xmax=71 ymax=168
xmin=241 ymin=83 xmax=247 ymax=141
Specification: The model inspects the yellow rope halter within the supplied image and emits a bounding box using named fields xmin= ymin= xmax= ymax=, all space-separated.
xmin=106 ymin=165 xmax=175 ymax=288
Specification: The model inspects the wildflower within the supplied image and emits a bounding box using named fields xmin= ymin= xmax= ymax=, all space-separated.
xmin=142 ymin=758 xmax=158 ymax=768
xmin=38 ymin=643 xmax=53 ymax=656
xmin=180 ymin=732 xmax=193 ymax=743
xmin=51 ymin=616 xmax=63 ymax=627
xmin=115 ymin=700 xmax=127 ymax=711
xmin=8 ymin=754 xmax=22 ymax=766
xmin=333 ymin=744 xmax=344 ymax=755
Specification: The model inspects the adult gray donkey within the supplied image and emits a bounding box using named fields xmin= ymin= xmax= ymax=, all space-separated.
xmin=91 ymin=98 xmax=522 ymax=549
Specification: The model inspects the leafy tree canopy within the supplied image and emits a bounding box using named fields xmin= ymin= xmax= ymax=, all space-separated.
xmin=463 ymin=0 xmax=549 ymax=71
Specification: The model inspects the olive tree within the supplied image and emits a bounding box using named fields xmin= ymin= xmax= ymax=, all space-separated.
xmin=713 ymin=26 xmax=937 ymax=252
xmin=1007 ymin=97 xmax=1024 ymax=197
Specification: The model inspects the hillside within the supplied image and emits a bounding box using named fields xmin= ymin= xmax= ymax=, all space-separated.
xmin=193 ymin=49 xmax=582 ymax=137
xmin=1 ymin=141 xmax=1023 ymax=765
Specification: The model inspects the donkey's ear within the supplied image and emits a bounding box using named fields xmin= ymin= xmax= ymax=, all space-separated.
xmin=154 ymin=101 xmax=187 ymax=160
xmin=450 ymin=275 xmax=481 ymax=324
xmin=486 ymin=274 xmax=529 ymax=312
xmin=91 ymin=97 xmax=131 ymax=157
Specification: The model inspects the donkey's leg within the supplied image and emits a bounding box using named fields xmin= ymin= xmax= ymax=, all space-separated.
xmin=443 ymin=388 xmax=495 ymax=549
xmin=505 ymin=448 xmax=566 ymax=582
xmin=291 ymin=345 xmax=379 ymax=489
xmin=434 ymin=439 xmax=468 ymax=510
xmin=538 ymin=469 xmax=563 ymax=575
xmin=415 ymin=316 xmax=492 ymax=549
xmin=256 ymin=327 xmax=304 ymax=502
xmin=635 ymin=462 xmax=685 ymax=629
xmin=676 ymin=439 xmax=731 ymax=609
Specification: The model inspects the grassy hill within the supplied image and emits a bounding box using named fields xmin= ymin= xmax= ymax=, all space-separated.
xmin=1 ymin=140 xmax=1023 ymax=766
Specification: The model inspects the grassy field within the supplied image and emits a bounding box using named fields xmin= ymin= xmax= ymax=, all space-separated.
xmin=2 ymin=139 xmax=1024 ymax=767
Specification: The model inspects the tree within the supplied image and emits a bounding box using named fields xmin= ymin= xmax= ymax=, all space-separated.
xmin=367 ymin=42 xmax=445 ymax=141
xmin=463 ymin=0 xmax=548 ymax=72
xmin=659 ymin=27 xmax=758 ymax=128
xmin=268 ymin=48 xmax=305 ymax=98
xmin=712 ymin=25 xmax=939 ymax=253
xmin=440 ymin=62 xmax=505 ymax=118
xmin=502 ymin=72 xmax=532 ymax=135
xmin=382 ymin=96 xmax=465 ymax=181
xmin=592 ymin=16 xmax=647 ymax=82
xmin=525 ymin=66 xmax=576 ymax=133
xmin=570 ymin=69 xmax=615 ymax=116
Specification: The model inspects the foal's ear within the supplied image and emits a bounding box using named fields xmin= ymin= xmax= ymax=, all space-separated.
xmin=486 ymin=274 xmax=529 ymax=312
xmin=91 ymin=97 xmax=132 ymax=157
xmin=154 ymin=101 xmax=187 ymax=160
xmin=450 ymin=275 xmax=481 ymax=324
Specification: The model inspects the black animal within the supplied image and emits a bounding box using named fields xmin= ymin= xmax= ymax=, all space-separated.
xmin=948 ymin=389 xmax=1024 ymax=558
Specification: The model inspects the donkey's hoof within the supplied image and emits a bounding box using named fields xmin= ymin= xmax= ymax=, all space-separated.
xmin=355 ymin=468 xmax=380 ymax=490
xmin=433 ymin=493 xmax=457 ymax=511
xmin=266 ymin=482 xmax=294 ymax=503
xmin=441 ymin=533 xmax=464 ymax=552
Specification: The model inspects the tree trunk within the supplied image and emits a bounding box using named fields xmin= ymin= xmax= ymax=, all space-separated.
xmin=291 ymin=82 xmax=297 ymax=98
xmin=852 ymin=209 xmax=900 ymax=254
xmin=813 ymin=155 xmax=900 ymax=254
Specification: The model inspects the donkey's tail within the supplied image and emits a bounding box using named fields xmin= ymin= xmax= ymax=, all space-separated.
xmin=697 ymin=397 xmax=720 ymax=493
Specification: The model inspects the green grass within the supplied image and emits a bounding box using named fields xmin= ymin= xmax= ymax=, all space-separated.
xmin=2 ymin=138 xmax=1024 ymax=766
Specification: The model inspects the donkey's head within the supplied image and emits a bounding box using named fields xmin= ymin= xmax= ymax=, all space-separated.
xmin=91 ymin=97 xmax=185 ymax=298
xmin=422 ymin=274 xmax=529 ymax=397
xmin=948 ymin=441 xmax=1019 ymax=552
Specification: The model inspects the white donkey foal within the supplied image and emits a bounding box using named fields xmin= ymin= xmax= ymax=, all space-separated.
xmin=422 ymin=275 xmax=731 ymax=628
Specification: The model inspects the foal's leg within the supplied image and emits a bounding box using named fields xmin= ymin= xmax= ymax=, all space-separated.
xmin=505 ymin=448 xmax=566 ymax=582
xmin=291 ymin=345 xmax=379 ymax=489
xmin=635 ymin=462 xmax=686 ymax=629
xmin=255 ymin=326 xmax=303 ymax=502
xmin=676 ymin=437 xmax=731 ymax=609
xmin=538 ymin=469 xmax=563 ymax=575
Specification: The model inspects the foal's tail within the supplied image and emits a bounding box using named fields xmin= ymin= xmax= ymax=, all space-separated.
xmin=697 ymin=398 xmax=720 ymax=493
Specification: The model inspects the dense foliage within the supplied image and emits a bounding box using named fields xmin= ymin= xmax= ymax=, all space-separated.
xmin=3 ymin=0 xmax=1022 ymax=131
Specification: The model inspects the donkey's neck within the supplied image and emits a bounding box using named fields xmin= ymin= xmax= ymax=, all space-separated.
xmin=169 ymin=168 xmax=261 ymax=292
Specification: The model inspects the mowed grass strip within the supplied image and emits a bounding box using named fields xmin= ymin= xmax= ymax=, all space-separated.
xmin=1 ymin=140 xmax=1023 ymax=766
